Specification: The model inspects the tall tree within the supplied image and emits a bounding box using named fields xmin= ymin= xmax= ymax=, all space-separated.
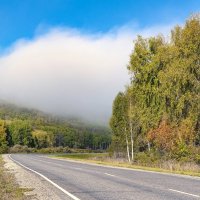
xmin=110 ymin=92 xmax=131 ymax=161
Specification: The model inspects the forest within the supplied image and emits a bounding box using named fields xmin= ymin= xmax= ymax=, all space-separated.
xmin=0 ymin=101 xmax=111 ymax=153
xmin=110 ymin=15 xmax=200 ymax=164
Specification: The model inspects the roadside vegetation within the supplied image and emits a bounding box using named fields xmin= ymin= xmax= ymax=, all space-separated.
xmin=8 ymin=144 xmax=105 ymax=154
xmin=0 ymin=155 xmax=28 ymax=200
xmin=54 ymin=152 xmax=200 ymax=177
xmin=54 ymin=152 xmax=108 ymax=160
xmin=109 ymin=15 xmax=200 ymax=172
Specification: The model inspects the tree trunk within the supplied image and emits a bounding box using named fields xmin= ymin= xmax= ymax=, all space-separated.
xmin=130 ymin=119 xmax=134 ymax=162
xmin=125 ymin=127 xmax=131 ymax=163
xmin=147 ymin=141 xmax=151 ymax=152
xmin=129 ymin=100 xmax=134 ymax=162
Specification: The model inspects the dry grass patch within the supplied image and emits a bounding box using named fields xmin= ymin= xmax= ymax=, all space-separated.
xmin=0 ymin=155 xmax=29 ymax=200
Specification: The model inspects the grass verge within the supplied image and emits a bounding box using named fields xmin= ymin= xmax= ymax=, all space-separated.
xmin=52 ymin=153 xmax=200 ymax=177
xmin=0 ymin=155 xmax=29 ymax=200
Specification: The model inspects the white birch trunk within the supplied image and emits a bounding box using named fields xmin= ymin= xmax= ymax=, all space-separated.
xmin=147 ymin=141 xmax=151 ymax=152
xmin=130 ymin=120 xmax=134 ymax=162
xmin=129 ymin=100 xmax=134 ymax=162
xmin=125 ymin=127 xmax=131 ymax=163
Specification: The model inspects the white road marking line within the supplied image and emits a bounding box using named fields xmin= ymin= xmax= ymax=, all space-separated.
xmin=9 ymin=155 xmax=81 ymax=200
xmin=74 ymin=167 xmax=83 ymax=170
xmin=169 ymin=189 xmax=200 ymax=198
xmin=104 ymin=173 xmax=116 ymax=177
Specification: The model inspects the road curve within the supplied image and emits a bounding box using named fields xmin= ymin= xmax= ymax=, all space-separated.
xmin=9 ymin=154 xmax=200 ymax=200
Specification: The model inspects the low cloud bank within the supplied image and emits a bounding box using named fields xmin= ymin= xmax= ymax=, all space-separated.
xmin=0 ymin=24 xmax=173 ymax=125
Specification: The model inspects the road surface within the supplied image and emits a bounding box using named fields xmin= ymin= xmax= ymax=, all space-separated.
xmin=9 ymin=154 xmax=200 ymax=200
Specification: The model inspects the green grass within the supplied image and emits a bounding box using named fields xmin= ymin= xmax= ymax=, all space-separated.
xmin=52 ymin=153 xmax=200 ymax=177
xmin=0 ymin=155 xmax=29 ymax=200
xmin=52 ymin=153 xmax=108 ymax=159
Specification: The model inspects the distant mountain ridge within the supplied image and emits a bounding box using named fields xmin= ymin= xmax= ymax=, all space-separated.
xmin=0 ymin=100 xmax=109 ymax=132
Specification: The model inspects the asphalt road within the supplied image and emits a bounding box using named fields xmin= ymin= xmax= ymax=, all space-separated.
xmin=10 ymin=154 xmax=200 ymax=200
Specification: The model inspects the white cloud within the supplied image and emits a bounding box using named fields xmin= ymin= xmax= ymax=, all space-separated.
xmin=0 ymin=24 xmax=174 ymax=124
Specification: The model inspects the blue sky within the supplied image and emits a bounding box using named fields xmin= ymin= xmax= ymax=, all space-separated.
xmin=0 ymin=0 xmax=200 ymax=47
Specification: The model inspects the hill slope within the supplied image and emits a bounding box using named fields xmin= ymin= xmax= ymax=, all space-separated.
xmin=0 ymin=102 xmax=111 ymax=152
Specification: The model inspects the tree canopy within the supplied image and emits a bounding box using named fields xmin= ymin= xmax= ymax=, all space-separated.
xmin=110 ymin=15 xmax=200 ymax=162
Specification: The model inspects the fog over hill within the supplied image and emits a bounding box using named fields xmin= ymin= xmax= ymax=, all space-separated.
xmin=0 ymin=24 xmax=173 ymax=125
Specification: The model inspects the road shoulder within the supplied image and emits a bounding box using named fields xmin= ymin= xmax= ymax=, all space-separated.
xmin=48 ymin=155 xmax=200 ymax=180
xmin=3 ymin=154 xmax=62 ymax=200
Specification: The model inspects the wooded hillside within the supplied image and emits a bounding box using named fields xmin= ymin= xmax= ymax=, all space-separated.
xmin=0 ymin=102 xmax=111 ymax=153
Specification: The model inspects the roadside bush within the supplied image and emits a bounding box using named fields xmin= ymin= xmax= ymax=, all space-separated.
xmin=63 ymin=146 xmax=71 ymax=153
xmin=37 ymin=147 xmax=60 ymax=153
xmin=9 ymin=145 xmax=37 ymax=153
xmin=9 ymin=145 xmax=28 ymax=153
xmin=171 ymin=143 xmax=191 ymax=160
xmin=0 ymin=146 xmax=8 ymax=154
xmin=195 ymin=154 xmax=200 ymax=165
xmin=37 ymin=146 xmax=72 ymax=154
xmin=134 ymin=151 xmax=160 ymax=166
xmin=193 ymin=148 xmax=200 ymax=164
xmin=8 ymin=145 xmax=103 ymax=154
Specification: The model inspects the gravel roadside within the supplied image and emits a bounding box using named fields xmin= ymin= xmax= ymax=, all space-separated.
xmin=2 ymin=154 xmax=63 ymax=200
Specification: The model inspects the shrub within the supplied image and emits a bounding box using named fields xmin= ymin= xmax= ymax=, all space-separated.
xmin=37 ymin=146 xmax=71 ymax=154
xmin=195 ymin=154 xmax=200 ymax=165
xmin=171 ymin=142 xmax=191 ymax=160
xmin=0 ymin=146 xmax=8 ymax=154
xmin=9 ymin=145 xmax=35 ymax=153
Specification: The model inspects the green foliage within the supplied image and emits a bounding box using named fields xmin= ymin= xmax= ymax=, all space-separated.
xmin=134 ymin=151 xmax=161 ymax=166
xmin=110 ymin=14 xmax=200 ymax=162
xmin=0 ymin=102 xmax=111 ymax=152
xmin=109 ymin=92 xmax=129 ymax=156
xmin=8 ymin=120 xmax=34 ymax=147
xmin=172 ymin=143 xmax=191 ymax=159
xmin=0 ymin=120 xmax=8 ymax=153
xmin=196 ymin=154 xmax=200 ymax=165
